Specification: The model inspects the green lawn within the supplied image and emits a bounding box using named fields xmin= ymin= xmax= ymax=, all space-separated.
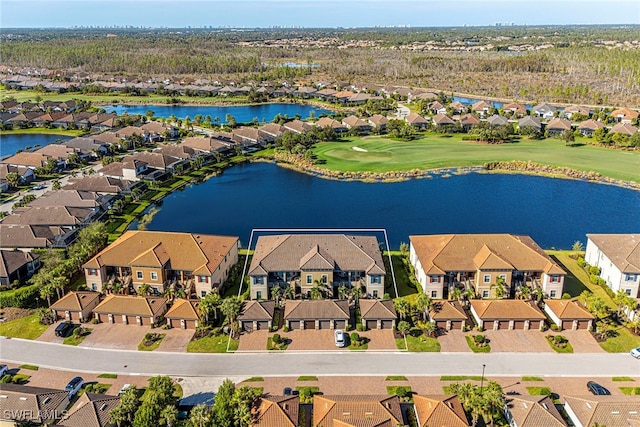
xmin=522 ymin=376 xmax=545 ymax=382
xmin=599 ymin=326 xmax=640 ymax=353
xmin=619 ymin=387 xmax=640 ymax=395
xmin=243 ymin=377 xmax=264 ymax=382
xmin=612 ymin=377 xmax=635 ymax=382
xmin=0 ymin=128 xmax=85 ymax=137
xmin=63 ymin=328 xmax=93 ymax=346
xmin=97 ymin=373 xmax=118 ymax=379
xmin=186 ymin=335 xmax=239 ymax=353
xmin=440 ymin=376 xmax=484 ymax=381
xmin=545 ymin=336 xmax=574 ymax=353
xmin=312 ymin=135 xmax=640 ymax=183
xmin=386 ymin=376 xmax=408 ymax=381
xmin=465 ymin=335 xmax=491 ymax=353
xmin=386 ymin=253 xmax=419 ymax=298
xmin=395 ymin=335 xmax=441 ymax=352
xmin=297 ymin=376 xmax=318 ymax=381
xmin=19 ymin=364 xmax=39 ymax=371
xmin=526 ymin=386 xmax=553 ymax=396
xmin=0 ymin=313 xmax=47 ymax=340
xmin=137 ymin=333 xmax=166 ymax=351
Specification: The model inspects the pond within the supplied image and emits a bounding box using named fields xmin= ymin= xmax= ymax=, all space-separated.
xmin=141 ymin=162 xmax=640 ymax=249
xmin=0 ymin=133 xmax=73 ymax=158
xmin=105 ymin=103 xmax=332 ymax=123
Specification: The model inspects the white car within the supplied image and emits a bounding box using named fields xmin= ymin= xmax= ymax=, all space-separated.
xmin=118 ymin=384 xmax=134 ymax=395
xmin=334 ymin=329 xmax=346 ymax=348
xmin=631 ymin=347 xmax=640 ymax=359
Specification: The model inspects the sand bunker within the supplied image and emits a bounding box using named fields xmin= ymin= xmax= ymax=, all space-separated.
xmin=352 ymin=146 xmax=368 ymax=152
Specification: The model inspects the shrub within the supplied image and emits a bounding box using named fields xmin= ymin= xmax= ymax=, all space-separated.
xmin=91 ymin=318 xmax=100 ymax=324
xmin=0 ymin=375 xmax=12 ymax=384
xmin=144 ymin=332 xmax=153 ymax=340
xmin=476 ymin=326 xmax=484 ymax=332
xmin=562 ymin=293 xmax=571 ymax=299
xmin=356 ymin=323 xmax=365 ymax=332
xmin=589 ymin=274 xmax=599 ymax=284
xmin=350 ymin=332 xmax=360 ymax=342
xmin=283 ymin=326 xmax=289 ymax=332
xmin=474 ymin=334 xmax=486 ymax=344
xmin=272 ymin=333 xmax=282 ymax=344
xmin=588 ymin=266 xmax=601 ymax=275
xmin=577 ymin=257 xmax=586 ymax=267
xmin=550 ymin=324 xmax=560 ymax=332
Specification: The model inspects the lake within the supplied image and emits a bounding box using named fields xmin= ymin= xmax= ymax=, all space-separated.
xmin=142 ymin=162 xmax=640 ymax=249
xmin=105 ymin=103 xmax=332 ymax=123
xmin=0 ymin=133 xmax=73 ymax=158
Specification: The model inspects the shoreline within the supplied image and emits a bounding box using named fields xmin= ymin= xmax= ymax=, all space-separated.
xmin=96 ymin=98 xmax=344 ymax=113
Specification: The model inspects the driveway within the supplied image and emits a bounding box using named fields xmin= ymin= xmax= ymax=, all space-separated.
xmin=559 ymin=330 xmax=604 ymax=353
xmin=238 ymin=329 xmax=397 ymax=351
xmin=482 ymin=330 xmax=553 ymax=353
xmin=237 ymin=330 xmax=270 ymax=351
xmin=36 ymin=321 xmax=67 ymax=344
xmin=438 ymin=330 xmax=472 ymax=352
xmin=79 ymin=323 xmax=149 ymax=350
xmin=156 ymin=329 xmax=195 ymax=352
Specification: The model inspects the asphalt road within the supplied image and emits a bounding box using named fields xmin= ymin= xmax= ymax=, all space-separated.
xmin=1 ymin=338 xmax=639 ymax=378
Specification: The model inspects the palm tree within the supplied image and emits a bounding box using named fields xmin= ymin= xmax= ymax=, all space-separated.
xmin=350 ymin=285 xmax=363 ymax=304
xmin=490 ymin=283 xmax=505 ymax=299
xmin=220 ymin=296 xmax=243 ymax=337
xmin=137 ymin=283 xmax=151 ymax=296
xmin=283 ymin=286 xmax=295 ymax=301
xmin=532 ymin=286 xmax=545 ymax=303
xmin=188 ymin=404 xmax=211 ymax=427
xmin=415 ymin=292 xmax=432 ymax=321
xmin=338 ymin=285 xmax=349 ymax=300
xmin=200 ymin=291 xmax=222 ymax=323
xmin=450 ymin=287 xmax=462 ymax=302
xmin=310 ymin=285 xmax=323 ymax=300
xmin=397 ymin=320 xmax=410 ymax=342
xmin=271 ymin=286 xmax=282 ymax=306
xmin=112 ymin=282 xmax=123 ymax=295
xmin=160 ymin=404 xmax=178 ymax=427
xmin=516 ymin=284 xmax=532 ymax=300
xmin=394 ymin=298 xmax=410 ymax=321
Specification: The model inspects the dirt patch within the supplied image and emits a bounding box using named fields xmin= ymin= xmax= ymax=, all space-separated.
xmin=0 ymin=308 xmax=35 ymax=322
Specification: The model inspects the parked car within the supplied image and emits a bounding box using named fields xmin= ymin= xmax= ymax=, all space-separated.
xmin=587 ymin=381 xmax=610 ymax=395
xmin=0 ymin=364 xmax=8 ymax=377
xmin=118 ymin=384 xmax=133 ymax=396
xmin=32 ymin=184 xmax=46 ymax=190
xmin=283 ymin=387 xmax=292 ymax=396
xmin=631 ymin=347 xmax=640 ymax=359
xmin=55 ymin=322 xmax=75 ymax=338
xmin=65 ymin=377 xmax=84 ymax=397
xmin=334 ymin=329 xmax=346 ymax=348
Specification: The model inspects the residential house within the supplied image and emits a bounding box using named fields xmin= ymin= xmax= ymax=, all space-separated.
xmin=546 ymin=118 xmax=573 ymax=137
xmin=250 ymin=396 xmax=299 ymax=427
xmin=471 ymin=100 xmax=493 ymax=116
xmin=153 ymin=144 xmax=199 ymax=162
xmin=28 ymin=189 xmax=113 ymax=211
xmin=57 ymin=393 xmax=121 ymax=427
xmin=165 ymin=298 xmax=202 ymax=329
xmin=432 ymin=114 xmax=456 ymax=128
xmin=141 ymin=121 xmax=177 ymax=140
xmin=232 ymin=126 xmax=270 ymax=147
xmin=316 ymin=117 xmax=347 ymax=133
xmin=358 ymin=299 xmax=397 ymax=330
xmin=93 ymin=294 xmax=167 ymax=325
xmin=293 ymin=86 xmax=317 ymax=98
xmin=114 ymin=126 xmax=146 ymax=143
xmin=609 ymin=122 xmax=638 ymax=136
xmin=532 ymin=103 xmax=558 ymax=119
xmin=413 ymin=395 xmax=469 ymax=427
xmin=0 ymin=224 xmax=67 ymax=250
xmin=577 ymin=119 xmax=604 ymax=137
xmin=313 ymin=395 xmax=403 ymax=427
xmin=341 ymin=116 xmax=372 ymax=134
xmin=405 ymin=112 xmax=429 ymax=129
xmin=428 ymin=101 xmax=447 ymax=115
xmin=450 ymin=101 xmax=467 ymax=115
xmin=429 ymin=301 xmax=469 ymax=331
xmin=181 ymin=136 xmax=231 ymax=155
xmin=259 ymin=123 xmax=287 ymax=141
xmin=564 ymin=395 xmax=640 ymax=427
xmin=248 ymin=234 xmax=386 ymax=300
xmin=0 ymin=164 xmax=35 ymax=185
xmin=503 ymin=103 xmax=527 ymax=117
xmin=283 ymin=119 xmax=312 ymax=134
xmin=91 ymin=132 xmax=123 ymax=147
xmin=459 ymin=113 xmax=480 ymax=132
xmin=62 ymin=137 xmax=110 ymax=159
xmin=2 ymin=151 xmax=53 ymax=170
xmin=585 ymin=234 xmax=640 ymax=297
xmin=518 ymin=116 xmax=542 ymax=133
xmin=543 ymin=300 xmax=594 ymax=331
xmin=563 ymin=105 xmax=591 ymax=119
xmin=367 ymin=114 xmax=389 ymax=132
xmin=284 ymin=300 xmax=350 ymax=330
xmin=63 ymin=175 xmax=134 ymax=195
xmin=2 ymin=206 xmax=100 ymax=234
xmin=316 ymin=88 xmax=338 ymax=101
xmin=504 ymin=395 xmax=566 ymax=427
xmin=409 ymin=234 xmax=566 ymax=299
xmin=470 ymin=300 xmax=546 ymax=330
xmin=0 ymin=250 xmax=40 ymax=287
xmin=609 ymin=107 xmax=639 ymax=124
xmin=83 ymin=230 xmax=239 ymax=297
xmin=238 ymin=300 xmax=276 ymax=332
xmin=50 ymin=291 xmax=102 ymax=322
xmin=487 ymin=114 xmax=509 ymax=127
xmin=333 ymin=91 xmax=355 ymax=104
xmin=0 ymin=384 xmax=70 ymax=425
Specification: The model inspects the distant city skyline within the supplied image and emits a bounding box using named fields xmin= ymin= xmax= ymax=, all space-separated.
xmin=2 ymin=0 xmax=639 ymax=29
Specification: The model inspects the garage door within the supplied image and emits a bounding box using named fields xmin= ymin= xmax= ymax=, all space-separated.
xmin=562 ymin=320 xmax=574 ymax=330
xmin=577 ymin=320 xmax=590 ymax=330
xmin=498 ymin=320 xmax=510 ymax=330
xmin=513 ymin=321 xmax=526 ymax=330
xmin=141 ymin=316 xmax=151 ymax=326
xmin=450 ymin=321 xmax=462 ymax=331
xmin=435 ymin=321 xmax=447 ymax=330
xmin=335 ymin=320 xmax=346 ymax=329
xmin=319 ymin=320 xmax=331 ymax=330
xmin=185 ymin=320 xmax=197 ymax=329
xmin=366 ymin=320 xmax=378 ymax=330
xmin=256 ymin=321 xmax=269 ymax=330
xmin=381 ymin=320 xmax=394 ymax=330
xmin=304 ymin=320 xmax=315 ymax=330
xmin=69 ymin=312 xmax=81 ymax=322
xmin=242 ymin=321 xmax=253 ymax=332
xmin=288 ymin=320 xmax=300 ymax=330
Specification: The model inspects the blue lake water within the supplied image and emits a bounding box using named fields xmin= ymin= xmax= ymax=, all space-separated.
xmin=105 ymin=103 xmax=332 ymax=123
xmin=142 ymin=162 xmax=640 ymax=249
xmin=0 ymin=133 xmax=73 ymax=158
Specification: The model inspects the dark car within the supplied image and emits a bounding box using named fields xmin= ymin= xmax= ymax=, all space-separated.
xmin=55 ymin=322 xmax=74 ymax=337
xmin=65 ymin=376 xmax=84 ymax=397
xmin=587 ymin=381 xmax=611 ymax=395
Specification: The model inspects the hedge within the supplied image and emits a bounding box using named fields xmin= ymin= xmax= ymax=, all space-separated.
xmin=0 ymin=284 xmax=39 ymax=308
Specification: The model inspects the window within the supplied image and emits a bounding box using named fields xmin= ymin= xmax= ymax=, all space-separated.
xmin=254 ymin=276 xmax=264 ymax=285
xmin=431 ymin=290 xmax=437 ymax=298
xmin=201 ymin=291 xmax=206 ymax=297
xmin=482 ymin=290 xmax=489 ymax=298
xmin=198 ymin=276 xmax=208 ymax=283
xmin=371 ymin=275 xmax=381 ymax=284
xmin=625 ymin=289 xmax=632 ymax=296
xmin=430 ymin=276 xmax=439 ymax=283
xmin=88 ymin=268 xmax=97 ymax=276
xmin=499 ymin=274 xmax=506 ymax=280
xmin=256 ymin=291 xmax=262 ymax=299
xmin=483 ymin=275 xmax=491 ymax=283
xmin=373 ymin=290 xmax=378 ymax=298
xmin=550 ymin=275 xmax=560 ymax=283
xmin=550 ymin=290 xmax=557 ymax=298
xmin=91 ymin=283 xmax=97 ymax=291
xmin=626 ymin=274 xmax=637 ymax=281
xmin=150 ymin=272 xmax=158 ymax=281
xmin=306 ymin=275 xmax=312 ymax=284
xmin=321 ymin=274 xmax=328 ymax=284
xmin=136 ymin=271 xmax=143 ymax=280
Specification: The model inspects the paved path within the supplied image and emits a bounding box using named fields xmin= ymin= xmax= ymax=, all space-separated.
xmin=1 ymin=338 xmax=638 ymax=378
xmin=395 ymin=103 xmax=410 ymax=119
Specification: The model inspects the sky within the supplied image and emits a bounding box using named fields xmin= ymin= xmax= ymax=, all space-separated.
xmin=1 ymin=0 xmax=639 ymax=28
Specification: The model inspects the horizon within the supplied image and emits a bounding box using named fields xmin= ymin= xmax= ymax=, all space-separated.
xmin=2 ymin=0 xmax=639 ymax=29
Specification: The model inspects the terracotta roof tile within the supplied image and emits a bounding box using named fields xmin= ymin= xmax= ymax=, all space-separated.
xmin=50 ymin=291 xmax=101 ymax=312
xmin=284 ymin=300 xmax=349 ymax=320
xmin=544 ymin=300 xmax=594 ymax=320
xmin=93 ymin=294 xmax=167 ymax=317
xmin=314 ymin=395 xmax=403 ymax=427
xmin=587 ymin=234 xmax=640 ymax=274
xmin=359 ymin=300 xmax=397 ymax=320
xmin=505 ymin=395 xmax=566 ymax=427
xmin=239 ymin=300 xmax=276 ymax=321
xmin=165 ymin=298 xmax=201 ymax=320
xmin=251 ymin=395 xmax=299 ymax=427
xmin=564 ymin=395 xmax=640 ymax=427
xmin=413 ymin=395 xmax=468 ymax=427
xmin=470 ymin=300 xmax=545 ymax=320
xmin=429 ymin=301 xmax=467 ymax=321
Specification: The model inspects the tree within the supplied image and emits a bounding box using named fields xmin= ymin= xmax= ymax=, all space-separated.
xmin=200 ymin=291 xmax=222 ymax=323
xmin=415 ymin=292 xmax=432 ymax=321
xmin=231 ymin=386 xmax=261 ymax=427
xmin=283 ymin=285 xmax=295 ymax=301
xmin=394 ymin=298 xmax=410 ymax=320
xmin=160 ymin=405 xmax=178 ymax=427
xmin=225 ymin=114 xmax=236 ymax=128
xmin=188 ymin=404 xmax=211 ymax=427
xmin=213 ymin=379 xmax=235 ymax=427
xmin=613 ymin=290 xmax=635 ymax=322
xmin=572 ymin=240 xmax=584 ymax=255
xmin=5 ymin=172 xmax=20 ymax=189
xmin=399 ymin=242 xmax=409 ymax=257
xmin=271 ymin=285 xmax=282 ymax=306
xmin=138 ymin=283 xmax=152 ymax=296
xmin=220 ymin=296 xmax=243 ymax=337
xmin=338 ymin=285 xmax=349 ymax=300
xmin=110 ymin=386 xmax=140 ymax=426
xmin=561 ymin=129 xmax=575 ymax=145
xmin=52 ymin=179 xmax=61 ymax=190
xmin=310 ymin=284 xmax=323 ymax=300
xmin=397 ymin=320 xmax=410 ymax=339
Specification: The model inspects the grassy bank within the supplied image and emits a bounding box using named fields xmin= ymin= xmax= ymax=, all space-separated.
xmin=0 ymin=128 xmax=85 ymax=137
xmin=312 ymin=135 xmax=640 ymax=183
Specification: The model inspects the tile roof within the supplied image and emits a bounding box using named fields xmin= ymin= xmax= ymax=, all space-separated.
xmin=0 ymin=224 xmax=59 ymax=248
xmin=359 ymin=300 xmax=397 ymax=320
xmin=406 ymin=112 xmax=429 ymax=125
xmin=564 ymin=395 xmax=640 ymax=427
xmin=27 ymin=190 xmax=105 ymax=209
xmin=93 ymin=294 xmax=167 ymax=317
xmin=251 ymin=395 xmax=299 ymax=427
xmin=578 ymin=119 xmax=605 ymax=131
xmin=0 ymin=249 xmax=39 ymax=278
xmin=316 ymin=117 xmax=346 ymax=129
xmin=165 ymin=298 xmax=202 ymax=320
xmin=543 ymin=300 xmax=594 ymax=320
xmin=413 ymin=395 xmax=468 ymax=427
xmin=432 ymin=114 xmax=455 ymax=126
xmin=518 ymin=116 xmax=542 ymax=129
xmin=50 ymin=291 xmax=101 ymax=312
xmin=586 ymin=234 xmax=640 ymax=274
xmin=259 ymin=123 xmax=286 ymax=137
xmin=2 ymin=151 xmax=50 ymax=168
xmin=249 ymin=234 xmax=385 ymax=277
xmin=409 ymin=234 xmax=565 ymax=276
xmin=1 ymin=205 xmax=95 ymax=226
xmin=284 ymin=300 xmax=350 ymax=320
xmin=314 ymin=395 xmax=403 ymax=427
xmin=239 ymin=300 xmax=276 ymax=321
xmin=471 ymin=100 xmax=492 ymax=111
xmin=34 ymin=143 xmax=77 ymax=159
xmin=505 ymin=395 xmax=566 ymax=427
xmin=610 ymin=108 xmax=639 ymax=119
xmin=460 ymin=114 xmax=480 ymax=126
xmin=547 ymin=118 xmax=572 ymax=131
xmin=58 ymin=393 xmax=120 ymax=427
xmin=63 ymin=175 xmax=132 ymax=194
xmin=283 ymin=119 xmax=312 ymax=134
xmin=470 ymin=300 xmax=545 ymax=320
xmin=0 ymin=384 xmax=69 ymax=423
xmin=429 ymin=301 xmax=467 ymax=321
xmin=368 ymin=115 xmax=389 ymax=126
xmin=342 ymin=116 xmax=370 ymax=128
xmin=83 ymin=230 xmax=238 ymax=277
xmin=610 ymin=122 xmax=638 ymax=136
xmin=503 ymin=103 xmax=527 ymax=115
